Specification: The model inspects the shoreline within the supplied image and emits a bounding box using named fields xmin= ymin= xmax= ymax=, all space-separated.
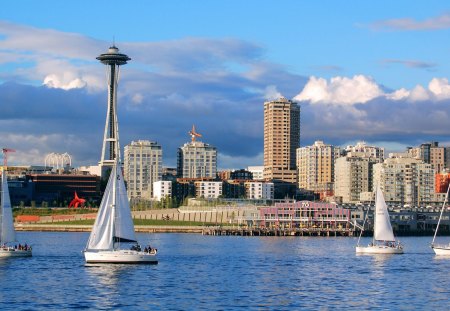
xmin=14 ymin=224 xmax=448 ymax=236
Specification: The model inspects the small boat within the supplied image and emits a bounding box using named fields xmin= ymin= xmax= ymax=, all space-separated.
xmin=431 ymin=183 xmax=450 ymax=255
xmin=356 ymin=185 xmax=403 ymax=254
xmin=84 ymin=159 xmax=157 ymax=264
xmin=0 ymin=167 xmax=32 ymax=257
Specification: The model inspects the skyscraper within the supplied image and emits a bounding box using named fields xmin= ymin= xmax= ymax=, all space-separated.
xmin=297 ymin=141 xmax=340 ymax=194
xmin=177 ymin=125 xmax=217 ymax=178
xmin=263 ymin=97 xmax=300 ymax=184
xmin=124 ymin=140 xmax=162 ymax=200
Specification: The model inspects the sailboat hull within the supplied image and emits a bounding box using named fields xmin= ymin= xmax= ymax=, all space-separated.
xmin=432 ymin=245 xmax=450 ymax=255
xmin=356 ymin=245 xmax=403 ymax=254
xmin=84 ymin=249 xmax=158 ymax=264
xmin=0 ymin=248 xmax=32 ymax=257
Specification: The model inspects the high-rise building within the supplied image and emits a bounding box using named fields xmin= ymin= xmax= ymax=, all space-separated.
xmin=263 ymin=97 xmax=300 ymax=184
xmin=334 ymin=152 xmax=382 ymax=203
xmin=177 ymin=126 xmax=217 ymax=178
xmin=344 ymin=141 xmax=384 ymax=161
xmin=408 ymin=142 xmax=447 ymax=172
xmin=124 ymin=140 xmax=162 ymax=200
xmin=153 ymin=181 xmax=172 ymax=201
xmin=373 ymin=157 xmax=434 ymax=205
xmin=297 ymin=141 xmax=340 ymax=195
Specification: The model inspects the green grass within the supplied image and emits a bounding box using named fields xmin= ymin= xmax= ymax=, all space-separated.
xmin=44 ymin=219 xmax=216 ymax=226
xmin=13 ymin=208 xmax=96 ymax=217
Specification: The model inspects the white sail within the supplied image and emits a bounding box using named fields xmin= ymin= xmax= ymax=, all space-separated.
xmin=374 ymin=185 xmax=395 ymax=242
xmin=113 ymin=163 xmax=136 ymax=243
xmin=86 ymin=162 xmax=136 ymax=250
xmin=86 ymin=167 xmax=116 ymax=250
xmin=1 ymin=170 xmax=16 ymax=244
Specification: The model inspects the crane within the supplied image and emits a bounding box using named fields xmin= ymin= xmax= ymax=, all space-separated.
xmin=2 ymin=148 xmax=16 ymax=167
xmin=189 ymin=124 xmax=202 ymax=142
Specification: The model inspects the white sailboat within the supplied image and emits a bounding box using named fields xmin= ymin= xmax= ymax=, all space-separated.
xmin=84 ymin=160 xmax=157 ymax=264
xmin=431 ymin=183 xmax=450 ymax=255
xmin=356 ymin=185 xmax=403 ymax=254
xmin=0 ymin=168 xmax=32 ymax=257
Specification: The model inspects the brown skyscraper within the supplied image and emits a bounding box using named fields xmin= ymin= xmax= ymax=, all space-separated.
xmin=263 ymin=97 xmax=300 ymax=184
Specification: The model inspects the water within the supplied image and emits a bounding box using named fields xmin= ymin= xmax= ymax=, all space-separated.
xmin=0 ymin=232 xmax=449 ymax=310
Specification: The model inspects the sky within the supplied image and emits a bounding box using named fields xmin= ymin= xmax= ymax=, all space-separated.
xmin=1 ymin=1 xmax=450 ymax=168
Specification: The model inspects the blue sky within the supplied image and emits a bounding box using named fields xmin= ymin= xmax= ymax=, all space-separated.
xmin=1 ymin=1 xmax=450 ymax=168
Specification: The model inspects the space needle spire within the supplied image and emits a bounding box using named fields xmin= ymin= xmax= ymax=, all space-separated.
xmin=97 ymin=45 xmax=131 ymax=178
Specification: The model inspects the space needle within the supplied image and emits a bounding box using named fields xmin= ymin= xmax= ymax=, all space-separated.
xmin=97 ymin=45 xmax=130 ymax=178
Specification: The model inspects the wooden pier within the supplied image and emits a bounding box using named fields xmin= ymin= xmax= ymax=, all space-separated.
xmin=202 ymin=227 xmax=355 ymax=237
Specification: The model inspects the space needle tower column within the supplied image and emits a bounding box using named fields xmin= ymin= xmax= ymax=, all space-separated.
xmin=97 ymin=45 xmax=130 ymax=179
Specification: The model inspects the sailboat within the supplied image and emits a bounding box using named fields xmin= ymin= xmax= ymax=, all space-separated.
xmin=84 ymin=160 xmax=157 ymax=264
xmin=356 ymin=184 xmax=403 ymax=254
xmin=431 ymin=183 xmax=450 ymax=255
xmin=0 ymin=168 xmax=32 ymax=257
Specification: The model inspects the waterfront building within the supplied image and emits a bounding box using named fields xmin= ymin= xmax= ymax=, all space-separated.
xmin=263 ymin=97 xmax=300 ymax=184
xmin=177 ymin=126 xmax=217 ymax=178
xmin=124 ymin=140 xmax=162 ymax=200
xmin=194 ymin=181 xmax=222 ymax=199
xmin=247 ymin=166 xmax=264 ymax=180
xmin=153 ymin=181 xmax=172 ymax=201
xmin=334 ymin=152 xmax=382 ymax=203
xmin=373 ymin=157 xmax=435 ymax=205
xmin=245 ymin=181 xmax=274 ymax=199
xmin=344 ymin=141 xmax=384 ymax=161
xmin=296 ymin=140 xmax=340 ymax=196
xmin=258 ymin=201 xmax=350 ymax=229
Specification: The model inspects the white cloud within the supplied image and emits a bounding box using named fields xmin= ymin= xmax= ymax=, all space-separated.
xmin=264 ymin=85 xmax=283 ymax=101
xmin=43 ymin=74 xmax=87 ymax=90
xmin=294 ymin=75 xmax=383 ymax=105
xmin=295 ymin=75 xmax=450 ymax=105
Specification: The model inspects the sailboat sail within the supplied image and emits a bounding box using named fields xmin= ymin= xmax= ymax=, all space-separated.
xmin=1 ymin=170 xmax=16 ymax=244
xmin=374 ymin=185 xmax=395 ymax=242
xmin=86 ymin=162 xmax=136 ymax=250
xmin=113 ymin=163 xmax=136 ymax=243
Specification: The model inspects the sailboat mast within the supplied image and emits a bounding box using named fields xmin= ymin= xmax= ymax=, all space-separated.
xmin=432 ymin=182 xmax=450 ymax=245
xmin=111 ymin=164 xmax=117 ymax=250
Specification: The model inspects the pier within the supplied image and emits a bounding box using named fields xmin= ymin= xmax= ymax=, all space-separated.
xmin=202 ymin=226 xmax=355 ymax=237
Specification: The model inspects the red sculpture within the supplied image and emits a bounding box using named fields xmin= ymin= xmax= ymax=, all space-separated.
xmin=68 ymin=192 xmax=86 ymax=208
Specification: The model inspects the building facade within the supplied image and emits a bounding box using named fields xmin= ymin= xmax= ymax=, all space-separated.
xmin=124 ymin=140 xmax=162 ymax=200
xmin=334 ymin=153 xmax=382 ymax=203
xmin=373 ymin=157 xmax=435 ymax=205
xmin=344 ymin=141 xmax=384 ymax=161
xmin=297 ymin=140 xmax=340 ymax=194
xmin=177 ymin=141 xmax=217 ymax=178
xmin=194 ymin=181 xmax=223 ymax=199
xmin=263 ymin=97 xmax=300 ymax=184
xmin=247 ymin=166 xmax=264 ymax=181
xmin=153 ymin=181 xmax=172 ymax=201
xmin=245 ymin=181 xmax=274 ymax=199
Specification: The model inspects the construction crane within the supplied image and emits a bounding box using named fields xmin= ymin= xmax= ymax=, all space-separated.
xmin=2 ymin=148 xmax=16 ymax=167
xmin=189 ymin=124 xmax=202 ymax=142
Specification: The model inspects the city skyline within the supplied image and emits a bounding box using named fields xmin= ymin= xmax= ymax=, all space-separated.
xmin=1 ymin=1 xmax=450 ymax=169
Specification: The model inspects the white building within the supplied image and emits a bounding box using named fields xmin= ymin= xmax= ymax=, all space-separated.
xmin=344 ymin=141 xmax=384 ymax=161
xmin=195 ymin=181 xmax=222 ymax=199
xmin=247 ymin=166 xmax=264 ymax=180
xmin=373 ymin=157 xmax=435 ymax=205
xmin=124 ymin=140 xmax=162 ymax=200
xmin=153 ymin=181 xmax=172 ymax=201
xmin=177 ymin=141 xmax=217 ymax=178
xmin=245 ymin=182 xmax=274 ymax=199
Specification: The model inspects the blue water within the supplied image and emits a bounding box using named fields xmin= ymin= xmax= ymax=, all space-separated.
xmin=0 ymin=232 xmax=449 ymax=310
